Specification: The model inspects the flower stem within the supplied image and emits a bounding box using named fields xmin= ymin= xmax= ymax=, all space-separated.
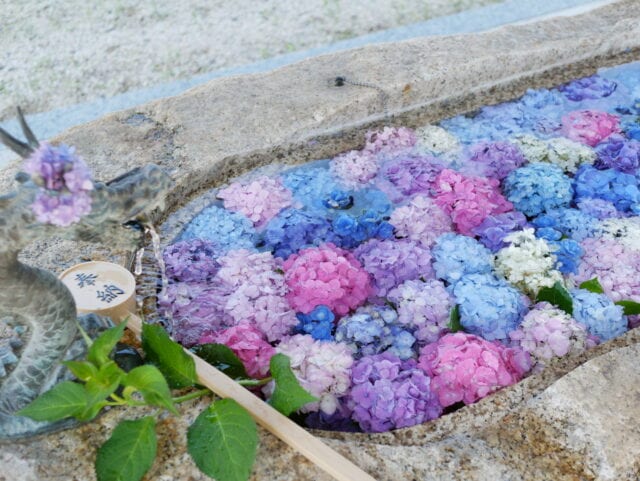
xmin=237 ymin=377 xmax=272 ymax=387
xmin=172 ymin=388 xmax=210 ymax=404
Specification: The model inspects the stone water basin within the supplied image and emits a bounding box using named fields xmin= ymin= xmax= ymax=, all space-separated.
xmin=2 ymin=1 xmax=640 ymax=479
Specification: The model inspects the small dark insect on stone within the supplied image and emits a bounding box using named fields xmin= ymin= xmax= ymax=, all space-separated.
xmin=334 ymin=76 xmax=346 ymax=87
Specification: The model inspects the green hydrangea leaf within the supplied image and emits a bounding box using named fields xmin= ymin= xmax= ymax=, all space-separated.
xmin=80 ymin=361 xmax=125 ymax=420
xmin=192 ymin=344 xmax=248 ymax=380
xmin=123 ymin=365 xmax=178 ymax=414
xmin=17 ymin=381 xmax=88 ymax=422
xmin=536 ymin=282 xmax=573 ymax=315
xmin=579 ymin=277 xmax=605 ymax=294
xmin=95 ymin=416 xmax=157 ymax=481
xmin=63 ymin=360 xmax=99 ymax=382
xmin=88 ymin=322 xmax=127 ymax=367
xmin=268 ymin=353 xmax=318 ymax=416
xmin=616 ymin=300 xmax=640 ymax=316
xmin=141 ymin=323 xmax=197 ymax=389
xmin=447 ymin=305 xmax=462 ymax=332
xmin=187 ymin=399 xmax=257 ymax=481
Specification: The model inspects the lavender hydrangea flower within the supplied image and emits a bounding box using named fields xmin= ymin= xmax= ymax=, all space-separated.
xmin=503 ymin=163 xmax=573 ymax=216
xmin=163 ymin=239 xmax=220 ymax=282
xmin=261 ymin=208 xmax=334 ymax=259
xmin=451 ymin=273 xmax=528 ymax=341
xmin=376 ymin=154 xmax=445 ymax=201
xmin=23 ymin=142 xmax=94 ymax=226
xmin=462 ymin=141 xmax=526 ymax=179
xmin=472 ymin=211 xmax=529 ymax=252
xmin=432 ymin=233 xmax=493 ymax=285
xmin=571 ymin=288 xmax=627 ymax=341
xmin=576 ymin=198 xmax=625 ymax=220
xmin=573 ymin=164 xmax=640 ymax=214
xmin=594 ymin=134 xmax=640 ymax=173
xmin=180 ymin=204 xmax=257 ymax=252
xmin=387 ymin=279 xmax=453 ymax=343
xmin=559 ymin=75 xmax=617 ymax=101
xmin=389 ymin=195 xmax=452 ymax=248
xmin=347 ymin=352 xmax=442 ymax=432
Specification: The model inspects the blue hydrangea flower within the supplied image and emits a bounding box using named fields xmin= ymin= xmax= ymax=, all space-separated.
xmin=180 ymin=204 xmax=257 ymax=252
xmin=571 ymin=288 xmax=627 ymax=341
xmin=573 ymin=164 xmax=640 ymax=214
xmin=548 ymin=239 xmax=583 ymax=275
xmin=335 ymin=306 xmax=416 ymax=360
xmin=331 ymin=211 xmax=393 ymax=249
xmin=281 ymin=165 xmax=340 ymax=211
xmin=261 ymin=208 xmax=335 ymax=259
xmin=296 ymin=305 xmax=335 ymax=341
xmin=323 ymin=189 xmax=354 ymax=210
xmin=531 ymin=208 xmax=597 ymax=242
xmin=503 ymin=163 xmax=573 ymax=216
xmin=432 ymin=233 xmax=493 ymax=285
xmin=451 ymin=273 xmax=528 ymax=341
xmin=621 ymin=116 xmax=640 ymax=141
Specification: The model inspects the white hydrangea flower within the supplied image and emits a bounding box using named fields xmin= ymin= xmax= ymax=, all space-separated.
xmin=414 ymin=124 xmax=460 ymax=156
xmin=595 ymin=217 xmax=640 ymax=251
xmin=495 ymin=228 xmax=563 ymax=296
xmin=514 ymin=135 xmax=596 ymax=173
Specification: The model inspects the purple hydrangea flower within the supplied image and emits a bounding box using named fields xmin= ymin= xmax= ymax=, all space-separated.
xmin=559 ymin=75 xmax=617 ymax=101
xmin=463 ymin=141 xmax=526 ymax=179
xmin=163 ymin=239 xmax=220 ymax=282
xmin=594 ymin=134 xmax=640 ymax=173
xmin=376 ymin=154 xmax=445 ymax=201
xmin=472 ymin=211 xmax=529 ymax=252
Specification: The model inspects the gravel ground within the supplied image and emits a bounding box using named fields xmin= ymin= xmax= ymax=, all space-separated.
xmin=0 ymin=0 xmax=498 ymax=122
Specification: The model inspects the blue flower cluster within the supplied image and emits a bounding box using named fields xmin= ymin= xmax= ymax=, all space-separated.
xmin=281 ymin=165 xmax=340 ymax=211
xmin=571 ymin=289 xmax=627 ymax=341
xmin=504 ymin=163 xmax=573 ymax=216
xmin=296 ymin=305 xmax=335 ymax=341
xmin=261 ymin=208 xmax=334 ymax=259
xmin=180 ymin=204 xmax=257 ymax=252
xmin=335 ymin=306 xmax=416 ymax=360
xmin=532 ymin=208 xmax=597 ymax=242
xmin=451 ymin=274 xmax=527 ymax=341
xmin=432 ymin=233 xmax=493 ymax=285
xmin=548 ymin=239 xmax=583 ymax=275
xmin=573 ymin=165 xmax=640 ymax=214
xmin=559 ymin=75 xmax=617 ymax=101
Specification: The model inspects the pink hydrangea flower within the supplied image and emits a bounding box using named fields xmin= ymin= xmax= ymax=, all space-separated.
xmin=433 ymin=169 xmax=513 ymax=235
xmin=199 ymin=323 xmax=275 ymax=379
xmin=418 ymin=332 xmax=531 ymax=407
xmin=364 ymin=127 xmax=417 ymax=156
xmin=264 ymin=334 xmax=354 ymax=414
xmin=389 ymin=195 xmax=453 ymax=247
xmin=218 ymin=176 xmax=294 ymax=228
xmin=561 ymin=110 xmax=621 ymax=147
xmin=283 ymin=243 xmax=371 ymax=316
xmin=329 ymin=149 xmax=379 ymax=189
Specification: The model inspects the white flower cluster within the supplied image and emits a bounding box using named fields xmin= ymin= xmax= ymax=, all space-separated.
xmin=415 ymin=124 xmax=460 ymax=157
xmin=514 ymin=134 xmax=596 ymax=173
xmin=495 ymin=228 xmax=563 ymax=296
xmin=596 ymin=217 xmax=640 ymax=251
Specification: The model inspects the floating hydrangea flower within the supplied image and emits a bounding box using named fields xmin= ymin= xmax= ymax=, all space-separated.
xmin=354 ymin=239 xmax=433 ymax=298
xmin=495 ymin=229 xmax=563 ymax=296
xmin=418 ymin=332 xmax=531 ymax=407
xmin=268 ymin=334 xmax=353 ymax=414
xmin=531 ymin=208 xmax=597 ymax=242
xmin=463 ymin=141 xmax=526 ymax=179
xmin=163 ymin=239 xmax=220 ymax=283
xmin=296 ymin=305 xmax=335 ymax=341
xmin=387 ymin=279 xmax=453 ymax=343
xmin=514 ymin=135 xmax=596 ymax=173
xmin=621 ymin=116 xmax=640 ymax=141
xmin=23 ymin=142 xmax=94 ymax=226
xmin=376 ymin=154 xmax=445 ymax=201
xmin=432 ymin=233 xmax=493 ymax=285
xmin=414 ymin=124 xmax=460 ymax=155
xmin=451 ymin=273 xmax=528 ymax=341
xmin=335 ymin=305 xmax=416 ymax=360
xmin=364 ymin=127 xmax=416 ymax=156
xmin=330 ymin=150 xmax=379 ymax=189
xmin=283 ymin=243 xmax=371 ymax=315
xmin=281 ymin=165 xmax=340 ymax=211
xmin=548 ymin=238 xmax=583 ymax=275
xmin=198 ymin=323 xmax=275 ymax=378
xmin=347 ymin=352 xmax=442 ymax=432
xmin=559 ymin=75 xmax=617 ymax=101
xmin=570 ymin=288 xmax=627 ymax=341
xmin=595 ymin=217 xmax=640 ymax=251
xmin=594 ymin=134 xmax=640 ymax=173
xmin=508 ymin=302 xmax=593 ymax=371
xmin=561 ymin=110 xmax=620 ymax=146
xmin=573 ymin=164 xmax=640 ymax=213
xmin=261 ymin=208 xmax=334 ymax=259
xmin=503 ymin=163 xmax=573 ymax=217
xmin=472 ymin=211 xmax=529 ymax=253
xmin=571 ymin=237 xmax=640 ymax=302
xmin=389 ymin=195 xmax=452 ymax=248
xmin=576 ymin=198 xmax=624 ymax=220
xmin=180 ymin=205 xmax=257 ymax=252
xmin=433 ymin=169 xmax=512 ymax=235
xmin=217 ymin=176 xmax=294 ymax=228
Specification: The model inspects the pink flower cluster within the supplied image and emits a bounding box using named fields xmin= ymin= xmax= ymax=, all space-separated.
xmin=329 ymin=150 xmax=379 ymax=189
xmin=199 ymin=323 xmax=275 ymax=379
xmin=561 ymin=110 xmax=620 ymax=147
xmin=433 ymin=169 xmax=513 ymax=235
xmin=283 ymin=243 xmax=371 ymax=315
xmin=418 ymin=332 xmax=531 ymax=407
xmin=389 ymin=195 xmax=452 ymax=247
xmin=268 ymin=334 xmax=354 ymax=414
xmin=364 ymin=127 xmax=417 ymax=156
xmin=218 ymin=176 xmax=294 ymax=228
